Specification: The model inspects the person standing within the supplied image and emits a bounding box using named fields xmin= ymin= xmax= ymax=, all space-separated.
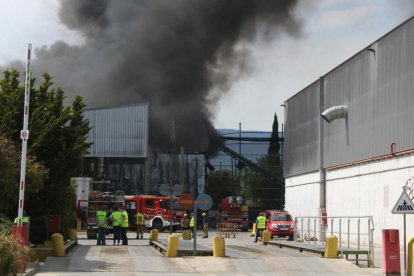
xmin=120 ymin=206 xmax=129 ymax=245
xmin=189 ymin=213 xmax=195 ymax=238
xmin=96 ymin=206 xmax=108 ymax=245
xmin=135 ymin=211 xmax=145 ymax=239
xmin=202 ymin=213 xmax=209 ymax=238
xmin=111 ymin=206 xmax=122 ymax=245
xmin=181 ymin=213 xmax=189 ymax=231
xmin=254 ymin=212 xmax=266 ymax=243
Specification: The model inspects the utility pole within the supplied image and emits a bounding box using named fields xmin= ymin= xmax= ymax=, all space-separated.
xmin=169 ymin=120 xmax=176 ymax=234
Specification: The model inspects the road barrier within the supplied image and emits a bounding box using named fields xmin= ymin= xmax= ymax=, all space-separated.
xmin=217 ymin=223 xmax=237 ymax=238
xmin=294 ymin=215 xmax=374 ymax=266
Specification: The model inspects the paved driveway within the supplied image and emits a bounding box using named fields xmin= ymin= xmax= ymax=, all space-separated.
xmin=35 ymin=231 xmax=383 ymax=275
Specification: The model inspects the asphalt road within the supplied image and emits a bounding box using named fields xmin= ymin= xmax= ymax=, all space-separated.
xmin=34 ymin=230 xmax=383 ymax=275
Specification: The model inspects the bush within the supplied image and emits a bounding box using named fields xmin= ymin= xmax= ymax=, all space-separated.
xmin=0 ymin=227 xmax=30 ymax=275
xmin=0 ymin=214 xmax=12 ymax=233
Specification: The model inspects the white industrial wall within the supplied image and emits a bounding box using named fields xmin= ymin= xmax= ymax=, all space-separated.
xmin=285 ymin=153 xmax=414 ymax=247
xmin=285 ymin=172 xmax=321 ymax=218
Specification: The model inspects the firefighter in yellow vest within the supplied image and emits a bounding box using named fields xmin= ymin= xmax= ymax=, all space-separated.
xmin=254 ymin=212 xmax=266 ymax=243
xmin=135 ymin=211 xmax=145 ymax=239
xmin=120 ymin=206 xmax=129 ymax=245
xmin=96 ymin=206 xmax=108 ymax=245
xmin=110 ymin=206 xmax=122 ymax=245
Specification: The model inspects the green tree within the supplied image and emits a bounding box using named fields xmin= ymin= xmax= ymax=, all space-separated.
xmin=0 ymin=69 xmax=90 ymax=242
xmin=0 ymin=134 xmax=47 ymax=218
xmin=244 ymin=113 xmax=284 ymax=210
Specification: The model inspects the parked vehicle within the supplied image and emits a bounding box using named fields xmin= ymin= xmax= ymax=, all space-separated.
xmin=124 ymin=195 xmax=185 ymax=232
xmin=219 ymin=196 xmax=249 ymax=231
xmin=265 ymin=210 xmax=294 ymax=240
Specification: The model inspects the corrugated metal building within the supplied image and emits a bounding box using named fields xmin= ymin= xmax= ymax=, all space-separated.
xmin=81 ymin=103 xmax=208 ymax=197
xmin=284 ymin=16 xmax=414 ymax=247
xmin=83 ymin=103 xmax=149 ymax=194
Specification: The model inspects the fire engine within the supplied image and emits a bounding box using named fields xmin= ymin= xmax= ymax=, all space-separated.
xmin=219 ymin=196 xmax=249 ymax=231
xmin=124 ymin=195 xmax=185 ymax=232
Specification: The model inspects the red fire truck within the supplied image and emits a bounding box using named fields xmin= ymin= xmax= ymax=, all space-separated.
xmin=219 ymin=196 xmax=249 ymax=231
xmin=124 ymin=195 xmax=185 ymax=232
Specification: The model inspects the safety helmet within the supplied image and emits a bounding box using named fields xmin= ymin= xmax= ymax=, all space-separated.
xmin=202 ymin=212 xmax=206 ymax=216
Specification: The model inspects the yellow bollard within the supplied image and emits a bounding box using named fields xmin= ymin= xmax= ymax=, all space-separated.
xmin=51 ymin=233 xmax=65 ymax=257
xmin=213 ymin=235 xmax=225 ymax=257
xmin=182 ymin=230 xmax=191 ymax=240
xmin=150 ymin=229 xmax=159 ymax=241
xmin=69 ymin=229 xmax=78 ymax=241
xmin=324 ymin=235 xmax=338 ymax=259
xmin=165 ymin=234 xmax=179 ymax=257
xmin=76 ymin=218 xmax=81 ymax=232
xmin=261 ymin=230 xmax=271 ymax=245
xmin=408 ymin=237 xmax=414 ymax=275
xmin=250 ymin=223 xmax=257 ymax=236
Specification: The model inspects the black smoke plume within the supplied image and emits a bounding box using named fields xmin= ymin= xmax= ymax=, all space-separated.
xmin=31 ymin=0 xmax=300 ymax=154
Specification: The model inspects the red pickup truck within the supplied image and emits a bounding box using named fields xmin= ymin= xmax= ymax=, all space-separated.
xmin=265 ymin=210 xmax=294 ymax=240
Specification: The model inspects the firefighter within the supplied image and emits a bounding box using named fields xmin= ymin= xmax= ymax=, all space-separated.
xmin=189 ymin=213 xmax=195 ymax=238
xmin=110 ymin=206 xmax=122 ymax=245
xmin=181 ymin=213 xmax=189 ymax=231
xmin=96 ymin=205 xmax=107 ymax=245
xmin=254 ymin=212 xmax=266 ymax=243
xmin=120 ymin=206 xmax=129 ymax=245
xmin=202 ymin=212 xmax=209 ymax=238
xmin=135 ymin=211 xmax=145 ymax=239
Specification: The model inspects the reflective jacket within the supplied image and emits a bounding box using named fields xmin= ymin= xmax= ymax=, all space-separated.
xmin=121 ymin=211 xmax=129 ymax=228
xmin=111 ymin=211 xmax=122 ymax=226
xmin=256 ymin=216 xmax=266 ymax=229
xmin=96 ymin=210 xmax=107 ymax=228
xmin=136 ymin=213 xmax=145 ymax=225
xmin=14 ymin=216 xmax=29 ymax=224
xmin=189 ymin=217 xmax=194 ymax=227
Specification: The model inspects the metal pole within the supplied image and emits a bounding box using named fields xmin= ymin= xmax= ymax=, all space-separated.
xmin=347 ymin=218 xmax=350 ymax=248
xmin=193 ymin=202 xmax=197 ymax=255
xmin=318 ymin=76 xmax=326 ymax=242
xmin=404 ymin=214 xmax=407 ymax=274
xmin=16 ymin=44 xmax=32 ymax=230
xmin=169 ymin=182 xmax=173 ymax=235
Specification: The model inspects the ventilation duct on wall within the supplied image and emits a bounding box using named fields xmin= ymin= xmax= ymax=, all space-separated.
xmin=321 ymin=105 xmax=348 ymax=123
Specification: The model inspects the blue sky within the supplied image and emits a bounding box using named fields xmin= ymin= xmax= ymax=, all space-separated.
xmin=0 ymin=0 xmax=413 ymax=131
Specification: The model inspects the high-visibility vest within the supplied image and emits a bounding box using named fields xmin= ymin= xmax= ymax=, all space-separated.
xmin=257 ymin=216 xmax=266 ymax=229
xmin=111 ymin=211 xmax=122 ymax=226
xmin=136 ymin=213 xmax=145 ymax=225
xmin=189 ymin=217 xmax=194 ymax=227
xmin=14 ymin=216 xmax=29 ymax=224
xmin=96 ymin=210 xmax=107 ymax=227
xmin=121 ymin=211 xmax=129 ymax=228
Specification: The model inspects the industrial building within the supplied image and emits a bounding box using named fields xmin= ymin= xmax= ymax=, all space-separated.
xmin=81 ymin=102 xmax=280 ymax=197
xmin=283 ymin=16 xmax=414 ymax=247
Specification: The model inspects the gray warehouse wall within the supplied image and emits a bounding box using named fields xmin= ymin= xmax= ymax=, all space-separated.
xmin=285 ymin=16 xmax=414 ymax=177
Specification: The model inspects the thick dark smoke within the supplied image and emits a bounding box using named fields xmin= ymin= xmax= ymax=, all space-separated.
xmin=31 ymin=0 xmax=300 ymax=154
